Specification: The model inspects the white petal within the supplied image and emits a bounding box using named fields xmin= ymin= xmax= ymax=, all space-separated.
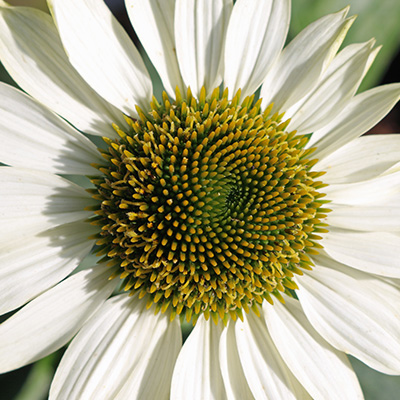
xmin=380 ymin=160 xmax=400 ymax=176
xmin=324 ymin=170 xmax=400 ymax=205
xmin=296 ymin=255 xmax=400 ymax=374
xmin=219 ymin=321 xmax=254 ymax=400
xmin=288 ymin=40 xmax=376 ymax=134
xmin=0 ymin=264 xmax=117 ymax=373
xmin=261 ymin=8 xmax=354 ymax=112
xmin=0 ymin=83 xmax=103 ymax=174
xmin=327 ymin=192 xmax=400 ymax=232
xmin=50 ymin=294 xmax=181 ymax=400
xmin=0 ymin=221 xmax=95 ymax=314
xmin=310 ymin=83 xmax=400 ymax=159
xmin=264 ymin=297 xmax=363 ymax=400
xmin=224 ymin=0 xmax=290 ymax=99
xmin=322 ymin=228 xmax=400 ymax=278
xmin=0 ymin=5 xmax=123 ymax=137
xmin=316 ymin=135 xmax=400 ymax=184
xmin=175 ymin=0 xmax=232 ymax=98
xmin=171 ymin=317 xmax=227 ymax=400
xmin=114 ymin=315 xmax=181 ymax=400
xmin=0 ymin=167 xmax=94 ymax=239
xmin=48 ymin=0 xmax=152 ymax=115
xmin=236 ymin=312 xmax=311 ymax=399
xmin=125 ymin=0 xmax=184 ymax=97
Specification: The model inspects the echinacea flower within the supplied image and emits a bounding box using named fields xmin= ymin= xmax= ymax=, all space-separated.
xmin=0 ymin=0 xmax=399 ymax=398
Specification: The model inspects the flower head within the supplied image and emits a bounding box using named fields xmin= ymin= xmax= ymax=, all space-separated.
xmin=91 ymin=87 xmax=329 ymax=324
xmin=0 ymin=0 xmax=399 ymax=399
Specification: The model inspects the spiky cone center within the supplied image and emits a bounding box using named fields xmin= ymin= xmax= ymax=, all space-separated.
xmin=88 ymin=87 xmax=330 ymax=324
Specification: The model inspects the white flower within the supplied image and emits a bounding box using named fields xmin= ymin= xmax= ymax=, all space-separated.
xmin=0 ymin=1 xmax=399 ymax=399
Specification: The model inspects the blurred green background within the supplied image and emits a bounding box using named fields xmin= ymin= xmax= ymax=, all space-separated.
xmin=0 ymin=0 xmax=399 ymax=399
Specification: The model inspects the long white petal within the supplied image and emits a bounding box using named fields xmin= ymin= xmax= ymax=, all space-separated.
xmin=324 ymin=170 xmax=400 ymax=205
xmin=0 ymin=221 xmax=95 ymax=314
xmin=316 ymin=135 xmax=400 ymax=184
xmin=264 ymin=297 xmax=363 ymax=400
xmin=236 ymin=312 xmax=311 ymax=399
xmin=296 ymin=255 xmax=400 ymax=374
xmin=288 ymin=40 xmax=376 ymax=134
xmin=171 ymin=317 xmax=227 ymax=400
xmin=310 ymin=83 xmax=400 ymax=159
xmin=224 ymin=0 xmax=290 ymax=99
xmin=50 ymin=294 xmax=181 ymax=400
xmin=125 ymin=0 xmax=184 ymax=97
xmin=322 ymin=228 xmax=400 ymax=278
xmin=48 ymin=0 xmax=152 ymax=115
xmin=327 ymin=193 xmax=400 ymax=232
xmin=261 ymin=8 xmax=354 ymax=112
xmin=0 ymin=5 xmax=123 ymax=137
xmin=0 ymin=264 xmax=117 ymax=373
xmin=219 ymin=321 xmax=254 ymax=400
xmin=0 ymin=83 xmax=103 ymax=174
xmin=0 ymin=167 xmax=94 ymax=239
xmin=114 ymin=313 xmax=181 ymax=400
xmin=175 ymin=0 xmax=232 ymax=98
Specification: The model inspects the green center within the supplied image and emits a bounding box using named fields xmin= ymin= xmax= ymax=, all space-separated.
xmin=89 ymin=87 xmax=329 ymax=324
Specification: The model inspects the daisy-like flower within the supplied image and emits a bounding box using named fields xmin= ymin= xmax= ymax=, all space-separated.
xmin=0 ymin=0 xmax=399 ymax=398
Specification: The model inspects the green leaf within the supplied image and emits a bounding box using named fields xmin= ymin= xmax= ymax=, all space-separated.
xmin=290 ymin=0 xmax=400 ymax=90
xmin=14 ymin=354 xmax=57 ymax=400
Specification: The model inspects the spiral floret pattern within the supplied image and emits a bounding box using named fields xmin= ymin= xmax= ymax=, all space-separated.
xmin=89 ymin=87 xmax=330 ymax=323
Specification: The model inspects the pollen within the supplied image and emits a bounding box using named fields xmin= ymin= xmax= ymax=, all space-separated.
xmin=89 ymin=87 xmax=329 ymax=324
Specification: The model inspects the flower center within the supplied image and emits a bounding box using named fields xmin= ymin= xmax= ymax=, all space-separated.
xmin=89 ymin=87 xmax=329 ymax=324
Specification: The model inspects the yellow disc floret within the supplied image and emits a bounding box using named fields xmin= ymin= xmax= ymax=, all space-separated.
xmin=89 ymin=87 xmax=330 ymax=324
